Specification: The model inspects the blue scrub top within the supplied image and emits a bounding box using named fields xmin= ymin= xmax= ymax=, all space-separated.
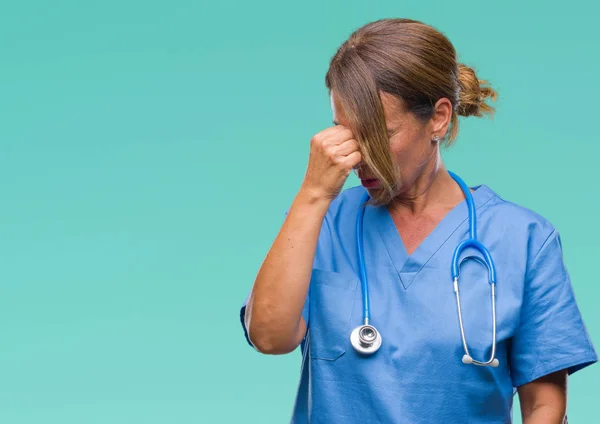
xmin=240 ymin=183 xmax=598 ymax=423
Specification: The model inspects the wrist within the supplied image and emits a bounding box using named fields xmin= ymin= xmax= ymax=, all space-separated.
xmin=297 ymin=185 xmax=334 ymax=207
xmin=293 ymin=186 xmax=332 ymax=218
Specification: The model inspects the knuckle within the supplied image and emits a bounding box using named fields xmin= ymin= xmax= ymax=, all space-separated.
xmin=342 ymin=129 xmax=354 ymax=140
xmin=348 ymin=139 xmax=358 ymax=150
xmin=332 ymin=154 xmax=344 ymax=165
xmin=324 ymin=145 xmax=336 ymax=157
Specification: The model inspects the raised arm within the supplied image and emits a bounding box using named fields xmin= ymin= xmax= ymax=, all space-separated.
xmin=244 ymin=125 xmax=361 ymax=354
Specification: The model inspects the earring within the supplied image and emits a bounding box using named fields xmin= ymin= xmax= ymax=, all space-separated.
xmin=432 ymin=135 xmax=441 ymax=142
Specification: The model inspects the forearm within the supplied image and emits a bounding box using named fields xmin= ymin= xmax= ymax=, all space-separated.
xmin=245 ymin=187 xmax=331 ymax=353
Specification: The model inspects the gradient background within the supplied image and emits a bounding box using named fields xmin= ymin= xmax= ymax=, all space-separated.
xmin=1 ymin=0 xmax=598 ymax=423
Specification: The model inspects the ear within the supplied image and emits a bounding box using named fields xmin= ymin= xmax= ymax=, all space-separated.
xmin=430 ymin=98 xmax=453 ymax=139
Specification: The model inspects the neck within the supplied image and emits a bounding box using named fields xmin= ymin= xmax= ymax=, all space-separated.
xmin=389 ymin=157 xmax=463 ymax=217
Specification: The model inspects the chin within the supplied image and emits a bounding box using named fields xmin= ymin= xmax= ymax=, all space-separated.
xmin=365 ymin=187 xmax=395 ymax=206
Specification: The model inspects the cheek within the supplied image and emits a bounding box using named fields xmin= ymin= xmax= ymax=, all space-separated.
xmin=389 ymin=133 xmax=430 ymax=167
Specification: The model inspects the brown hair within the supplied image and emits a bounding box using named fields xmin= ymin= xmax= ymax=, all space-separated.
xmin=325 ymin=18 xmax=497 ymax=205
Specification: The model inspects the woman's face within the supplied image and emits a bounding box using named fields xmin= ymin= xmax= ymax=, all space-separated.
xmin=331 ymin=91 xmax=450 ymax=198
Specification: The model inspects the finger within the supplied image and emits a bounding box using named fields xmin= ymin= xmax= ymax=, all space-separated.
xmin=335 ymin=139 xmax=360 ymax=156
xmin=311 ymin=125 xmax=347 ymax=147
xmin=342 ymin=151 xmax=362 ymax=169
xmin=326 ymin=127 xmax=354 ymax=146
xmin=315 ymin=125 xmax=346 ymax=139
xmin=313 ymin=125 xmax=354 ymax=146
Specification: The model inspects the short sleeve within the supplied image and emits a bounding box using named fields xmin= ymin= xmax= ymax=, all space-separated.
xmin=509 ymin=230 xmax=598 ymax=387
xmin=239 ymin=292 xmax=256 ymax=349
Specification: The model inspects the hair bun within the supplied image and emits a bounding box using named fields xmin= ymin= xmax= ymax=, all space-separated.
xmin=457 ymin=64 xmax=497 ymax=117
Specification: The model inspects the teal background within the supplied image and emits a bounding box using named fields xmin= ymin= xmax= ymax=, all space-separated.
xmin=1 ymin=0 xmax=598 ymax=422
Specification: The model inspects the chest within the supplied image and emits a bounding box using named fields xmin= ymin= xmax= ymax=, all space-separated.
xmin=389 ymin=208 xmax=451 ymax=256
xmin=312 ymin=218 xmax=527 ymax=364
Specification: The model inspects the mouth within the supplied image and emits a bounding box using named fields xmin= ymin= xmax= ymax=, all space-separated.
xmin=360 ymin=178 xmax=381 ymax=189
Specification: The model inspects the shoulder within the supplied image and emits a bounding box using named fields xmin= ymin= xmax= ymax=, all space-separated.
xmin=321 ymin=185 xmax=375 ymax=236
xmin=477 ymin=184 xmax=559 ymax=255
xmin=310 ymin=186 xmax=367 ymax=271
xmin=328 ymin=183 xmax=561 ymax=254
xmin=326 ymin=185 xmax=367 ymax=218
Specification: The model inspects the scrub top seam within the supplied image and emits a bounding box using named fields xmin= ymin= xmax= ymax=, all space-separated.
xmin=517 ymin=229 xmax=561 ymax=327
xmin=525 ymin=229 xmax=557 ymax=277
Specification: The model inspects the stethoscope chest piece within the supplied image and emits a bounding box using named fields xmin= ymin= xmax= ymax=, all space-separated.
xmin=350 ymin=324 xmax=382 ymax=355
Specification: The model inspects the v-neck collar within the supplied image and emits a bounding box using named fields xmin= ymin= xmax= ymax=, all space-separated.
xmin=368 ymin=184 xmax=497 ymax=290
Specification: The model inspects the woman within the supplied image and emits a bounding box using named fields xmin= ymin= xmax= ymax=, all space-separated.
xmin=240 ymin=18 xmax=597 ymax=423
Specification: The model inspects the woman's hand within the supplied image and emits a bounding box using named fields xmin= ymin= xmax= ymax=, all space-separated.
xmin=301 ymin=125 xmax=362 ymax=201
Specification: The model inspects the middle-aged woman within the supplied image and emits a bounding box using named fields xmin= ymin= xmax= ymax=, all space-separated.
xmin=240 ymin=18 xmax=598 ymax=423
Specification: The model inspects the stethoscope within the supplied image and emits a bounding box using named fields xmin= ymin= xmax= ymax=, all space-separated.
xmin=351 ymin=171 xmax=500 ymax=367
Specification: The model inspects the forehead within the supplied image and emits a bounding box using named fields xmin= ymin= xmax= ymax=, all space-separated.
xmin=330 ymin=90 xmax=407 ymax=125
